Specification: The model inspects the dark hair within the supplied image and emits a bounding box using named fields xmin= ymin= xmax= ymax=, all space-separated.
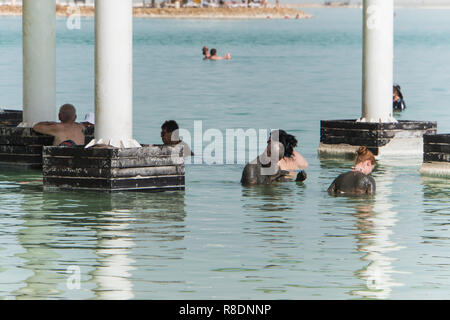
xmin=393 ymin=84 xmax=403 ymax=100
xmin=161 ymin=120 xmax=179 ymax=133
xmin=210 ymin=48 xmax=217 ymax=56
xmin=270 ymin=129 xmax=298 ymax=158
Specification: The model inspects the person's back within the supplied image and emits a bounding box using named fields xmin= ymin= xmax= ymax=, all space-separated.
xmin=268 ymin=130 xmax=308 ymax=180
xmin=327 ymin=171 xmax=376 ymax=195
xmin=327 ymin=146 xmax=377 ymax=195
xmin=52 ymin=121 xmax=85 ymax=146
xmin=33 ymin=104 xmax=85 ymax=146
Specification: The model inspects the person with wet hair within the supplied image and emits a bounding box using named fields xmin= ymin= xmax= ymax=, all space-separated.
xmin=241 ymin=141 xmax=288 ymax=186
xmin=268 ymin=129 xmax=308 ymax=181
xmin=327 ymin=146 xmax=376 ymax=195
xmin=393 ymin=84 xmax=406 ymax=111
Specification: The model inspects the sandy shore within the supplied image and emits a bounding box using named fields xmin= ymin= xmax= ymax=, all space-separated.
xmin=288 ymin=2 xmax=450 ymax=9
xmin=0 ymin=5 xmax=311 ymax=20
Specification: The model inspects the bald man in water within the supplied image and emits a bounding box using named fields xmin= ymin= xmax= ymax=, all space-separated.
xmin=241 ymin=141 xmax=288 ymax=185
xmin=33 ymin=104 xmax=85 ymax=146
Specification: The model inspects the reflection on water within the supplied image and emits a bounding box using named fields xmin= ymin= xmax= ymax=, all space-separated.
xmin=241 ymin=183 xmax=300 ymax=212
xmin=0 ymin=178 xmax=186 ymax=299
xmin=351 ymin=161 xmax=405 ymax=299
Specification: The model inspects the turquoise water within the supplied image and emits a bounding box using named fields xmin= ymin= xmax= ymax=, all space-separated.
xmin=1 ymin=8 xmax=450 ymax=299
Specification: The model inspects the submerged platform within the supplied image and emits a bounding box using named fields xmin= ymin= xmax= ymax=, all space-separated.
xmin=318 ymin=119 xmax=437 ymax=158
xmin=42 ymin=144 xmax=185 ymax=192
xmin=420 ymin=134 xmax=450 ymax=178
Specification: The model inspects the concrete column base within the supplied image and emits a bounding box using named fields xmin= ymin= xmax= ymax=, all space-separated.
xmin=42 ymin=144 xmax=185 ymax=192
xmin=318 ymin=119 xmax=437 ymax=158
xmin=420 ymin=134 xmax=450 ymax=178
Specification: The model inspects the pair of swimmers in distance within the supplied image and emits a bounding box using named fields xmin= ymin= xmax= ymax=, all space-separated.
xmin=202 ymin=46 xmax=231 ymax=61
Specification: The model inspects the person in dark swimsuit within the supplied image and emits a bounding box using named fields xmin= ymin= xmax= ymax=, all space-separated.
xmin=328 ymin=146 xmax=376 ymax=195
xmin=393 ymin=84 xmax=406 ymax=111
xmin=241 ymin=141 xmax=288 ymax=186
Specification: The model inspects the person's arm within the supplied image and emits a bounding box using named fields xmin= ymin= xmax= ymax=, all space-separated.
xmin=273 ymin=169 xmax=291 ymax=182
xmin=32 ymin=122 xmax=59 ymax=136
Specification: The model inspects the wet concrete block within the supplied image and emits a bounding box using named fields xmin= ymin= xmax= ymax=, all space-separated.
xmin=43 ymin=144 xmax=185 ymax=192
xmin=319 ymin=119 xmax=437 ymax=157
xmin=423 ymin=134 xmax=450 ymax=163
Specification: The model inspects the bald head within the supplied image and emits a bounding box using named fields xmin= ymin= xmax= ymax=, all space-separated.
xmin=59 ymin=104 xmax=77 ymax=123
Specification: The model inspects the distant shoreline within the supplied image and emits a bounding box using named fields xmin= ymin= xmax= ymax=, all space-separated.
xmin=0 ymin=5 xmax=312 ymax=20
xmin=288 ymin=2 xmax=450 ymax=9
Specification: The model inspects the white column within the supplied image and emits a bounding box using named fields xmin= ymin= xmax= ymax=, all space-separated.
xmin=87 ymin=0 xmax=140 ymax=149
xmin=20 ymin=0 xmax=56 ymax=127
xmin=359 ymin=0 xmax=396 ymax=123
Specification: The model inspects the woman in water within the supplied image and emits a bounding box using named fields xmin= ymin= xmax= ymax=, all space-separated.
xmin=393 ymin=84 xmax=406 ymax=111
xmin=327 ymin=146 xmax=376 ymax=195
xmin=268 ymin=130 xmax=308 ymax=181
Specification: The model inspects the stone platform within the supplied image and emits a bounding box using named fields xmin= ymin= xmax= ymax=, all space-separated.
xmin=42 ymin=144 xmax=185 ymax=192
xmin=420 ymin=134 xmax=450 ymax=178
xmin=0 ymin=109 xmax=94 ymax=169
xmin=318 ymin=120 xmax=437 ymax=158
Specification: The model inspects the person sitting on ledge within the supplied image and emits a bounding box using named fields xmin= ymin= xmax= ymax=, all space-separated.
xmin=161 ymin=120 xmax=194 ymax=158
xmin=327 ymin=146 xmax=376 ymax=195
xmin=241 ymin=141 xmax=288 ymax=186
xmin=268 ymin=129 xmax=308 ymax=182
xmin=32 ymin=104 xmax=85 ymax=147
xmin=209 ymin=48 xmax=231 ymax=61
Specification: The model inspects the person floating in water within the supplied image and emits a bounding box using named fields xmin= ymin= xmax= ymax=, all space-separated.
xmin=161 ymin=120 xmax=194 ymax=158
xmin=202 ymin=46 xmax=210 ymax=60
xmin=393 ymin=84 xmax=406 ymax=111
xmin=327 ymin=146 xmax=376 ymax=195
xmin=32 ymin=104 xmax=85 ymax=147
xmin=268 ymin=129 xmax=308 ymax=182
xmin=241 ymin=141 xmax=288 ymax=186
xmin=209 ymin=48 xmax=231 ymax=61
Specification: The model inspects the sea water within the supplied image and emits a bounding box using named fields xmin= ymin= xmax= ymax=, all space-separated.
xmin=0 ymin=8 xmax=450 ymax=299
